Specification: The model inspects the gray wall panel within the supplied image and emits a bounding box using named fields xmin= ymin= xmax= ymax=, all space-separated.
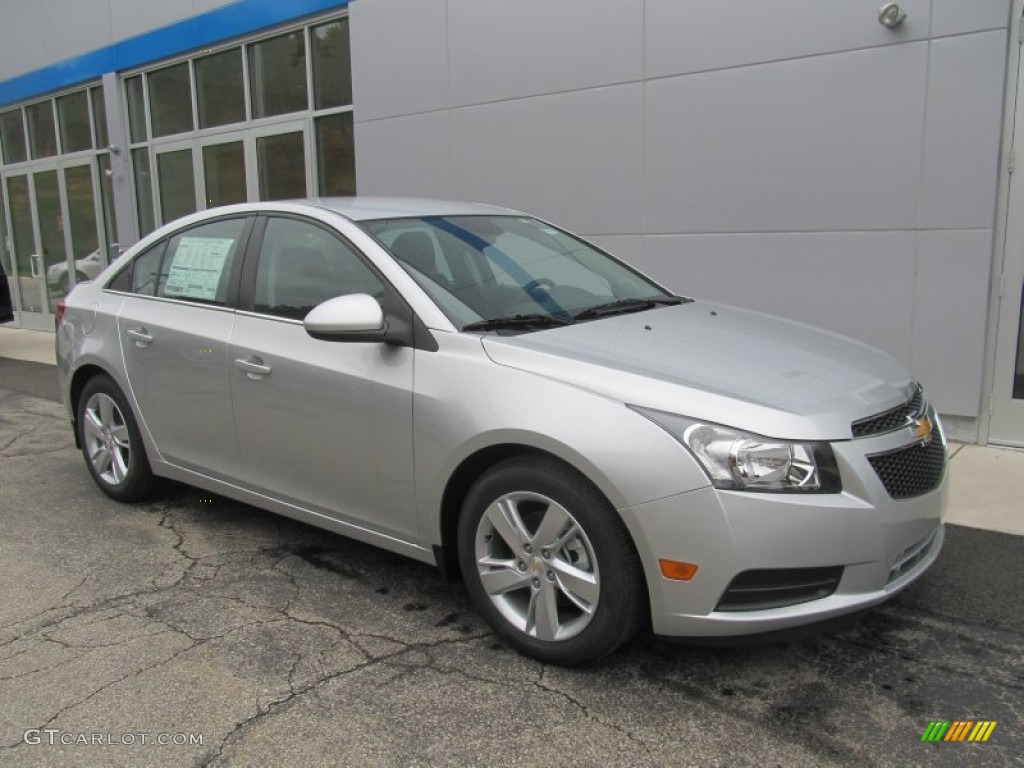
xmin=912 ymin=230 xmax=994 ymax=416
xmin=918 ymin=31 xmax=1008 ymax=229
xmin=39 ymin=0 xmax=113 ymax=78
xmin=349 ymin=0 xmax=449 ymax=122
xmin=643 ymin=43 xmax=928 ymax=234
xmin=108 ymin=0 xmax=208 ymax=48
xmin=932 ymin=0 xmax=1011 ymax=36
xmin=645 ymin=0 xmax=931 ymax=80
xmin=449 ymin=85 xmax=643 ymax=235
xmin=354 ymin=111 xmax=455 ymax=198
xmin=641 ymin=232 xmax=917 ymax=368
xmin=0 ymin=4 xmax=50 ymax=81
xmin=447 ymin=0 xmax=642 ymax=106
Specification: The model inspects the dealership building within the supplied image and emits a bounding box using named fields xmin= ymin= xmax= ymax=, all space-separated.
xmin=0 ymin=0 xmax=1022 ymax=445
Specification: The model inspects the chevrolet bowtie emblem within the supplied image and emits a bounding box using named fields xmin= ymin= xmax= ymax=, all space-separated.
xmin=913 ymin=415 xmax=933 ymax=445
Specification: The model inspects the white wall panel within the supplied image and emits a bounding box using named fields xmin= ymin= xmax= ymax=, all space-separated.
xmin=354 ymin=111 xmax=455 ymax=198
xmin=641 ymin=232 xmax=917 ymax=366
xmin=645 ymin=0 xmax=931 ymax=80
xmin=912 ymin=230 xmax=994 ymax=416
xmin=108 ymin=0 xmax=205 ymax=45
xmin=918 ymin=31 xmax=1008 ymax=229
xmin=449 ymin=84 xmax=643 ymax=235
xmin=350 ymin=0 xmax=449 ymax=122
xmin=447 ymin=0 xmax=642 ymax=106
xmin=39 ymin=0 xmax=113 ymax=78
xmin=0 ymin=4 xmax=50 ymax=80
xmin=932 ymin=0 xmax=1011 ymax=36
xmin=643 ymin=43 xmax=928 ymax=234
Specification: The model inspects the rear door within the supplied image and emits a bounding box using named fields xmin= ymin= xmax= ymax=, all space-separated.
xmin=228 ymin=215 xmax=416 ymax=538
xmin=118 ymin=216 xmax=251 ymax=478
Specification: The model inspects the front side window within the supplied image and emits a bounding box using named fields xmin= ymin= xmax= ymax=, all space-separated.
xmin=254 ymin=217 xmax=383 ymax=320
xmin=153 ymin=218 xmax=246 ymax=304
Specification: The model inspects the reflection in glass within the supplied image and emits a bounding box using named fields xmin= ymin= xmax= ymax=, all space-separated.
xmin=257 ymin=132 xmax=306 ymax=200
xmin=34 ymin=170 xmax=67 ymax=312
xmin=62 ymin=165 xmax=100 ymax=296
xmin=196 ymin=49 xmax=246 ymax=128
xmin=7 ymin=175 xmax=42 ymax=313
xmin=133 ymin=148 xmax=156 ymax=236
xmin=126 ymin=76 xmax=147 ymax=143
xmin=249 ymin=31 xmax=308 ymax=118
xmin=0 ymin=109 xmax=28 ymax=164
xmin=316 ymin=113 xmax=355 ymax=196
xmin=157 ymin=149 xmax=197 ymax=223
xmin=149 ymin=63 xmax=194 ymax=137
xmin=27 ymin=102 xmax=58 ymax=159
xmin=203 ymin=142 xmax=247 ymax=207
xmin=312 ymin=19 xmax=352 ymax=110
xmin=98 ymin=154 xmax=119 ymax=257
xmin=91 ymin=87 xmax=109 ymax=148
xmin=57 ymin=91 xmax=92 ymax=154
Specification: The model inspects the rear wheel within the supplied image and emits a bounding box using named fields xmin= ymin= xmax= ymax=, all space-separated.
xmin=77 ymin=375 xmax=155 ymax=501
xmin=458 ymin=456 xmax=645 ymax=665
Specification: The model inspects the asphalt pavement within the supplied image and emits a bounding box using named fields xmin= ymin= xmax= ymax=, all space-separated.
xmin=0 ymin=359 xmax=1020 ymax=767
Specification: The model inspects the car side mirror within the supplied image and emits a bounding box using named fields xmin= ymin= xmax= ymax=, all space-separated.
xmin=303 ymin=294 xmax=388 ymax=342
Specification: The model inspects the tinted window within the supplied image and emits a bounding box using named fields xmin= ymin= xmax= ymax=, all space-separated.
xmin=248 ymin=31 xmax=307 ymax=118
xmin=148 ymin=63 xmax=194 ymax=137
xmin=155 ymin=218 xmax=246 ymax=304
xmin=254 ymin=217 xmax=383 ymax=320
xmin=130 ymin=243 xmax=166 ymax=295
xmin=196 ymin=48 xmax=245 ymax=128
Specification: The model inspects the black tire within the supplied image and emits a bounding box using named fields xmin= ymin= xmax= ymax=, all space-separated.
xmin=77 ymin=374 xmax=156 ymax=502
xmin=458 ymin=456 xmax=646 ymax=665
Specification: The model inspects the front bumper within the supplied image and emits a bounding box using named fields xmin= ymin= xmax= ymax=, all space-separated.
xmin=621 ymin=417 xmax=949 ymax=638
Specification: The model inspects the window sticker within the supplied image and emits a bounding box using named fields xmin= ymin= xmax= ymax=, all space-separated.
xmin=162 ymin=236 xmax=234 ymax=301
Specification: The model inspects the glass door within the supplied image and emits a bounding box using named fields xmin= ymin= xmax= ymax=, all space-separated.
xmin=3 ymin=172 xmax=48 ymax=328
xmin=200 ymin=137 xmax=248 ymax=208
xmin=153 ymin=140 xmax=200 ymax=227
xmin=60 ymin=161 xmax=105 ymax=294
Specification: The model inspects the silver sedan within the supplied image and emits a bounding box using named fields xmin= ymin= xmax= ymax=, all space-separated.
xmin=56 ymin=198 xmax=947 ymax=665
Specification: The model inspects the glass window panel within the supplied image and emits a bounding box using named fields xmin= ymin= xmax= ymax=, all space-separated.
xmin=203 ymin=141 xmax=247 ymax=207
xmin=59 ymin=165 xmax=100 ymax=295
xmin=249 ymin=31 xmax=308 ymax=119
xmin=156 ymin=218 xmax=245 ymax=304
xmin=98 ymin=154 xmax=119 ymax=258
xmin=91 ymin=87 xmax=109 ymax=148
xmin=125 ymin=75 xmax=147 ymax=143
xmin=157 ymin=149 xmax=197 ymax=224
xmin=312 ymin=19 xmax=352 ymax=110
xmin=132 ymin=148 xmax=156 ymax=237
xmin=257 ymin=132 xmax=306 ymax=200
xmin=34 ymin=170 xmax=66 ymax=311
xmin=7 ymin=175 xmax=42 ymax=313
xmin=131 ymin=242 xmax=166 ymax=295
xmin=0 ymin=109 xmax=28 ymax=164
xmin=196 ymin=48 xmax=246 ymax=129
xmin=27 ymin=102 xmax=58 ymax=159
xmin=316 ymin=112 xmax=355 ymax=196
xmin=149 ymin=63 xmax=194 ymax=137
xmin=255 ymin=217 xmax=383 ymax=320
xmin=57 ymin=91 xmax=92 ymax=154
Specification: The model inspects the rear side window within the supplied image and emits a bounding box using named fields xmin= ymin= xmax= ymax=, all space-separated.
xmin=254 ymin=217 xmax=384 ymax=320
xmin=154 ymin=218 xmax=246 ymax=304
xmin=130 ymin=243 xmax=165 ymax=295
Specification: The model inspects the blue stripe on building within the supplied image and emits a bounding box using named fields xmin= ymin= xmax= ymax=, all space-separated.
xmin=0 ymin=0 xmax=348 ymax=107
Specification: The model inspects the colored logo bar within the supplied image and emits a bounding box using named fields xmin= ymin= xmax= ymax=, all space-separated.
xmin=921 ymin=721 xmax=997 ymax=742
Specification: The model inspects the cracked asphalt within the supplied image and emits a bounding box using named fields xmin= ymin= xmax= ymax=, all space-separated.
xmin=0 ymin=361 xmax=1021 ymax=767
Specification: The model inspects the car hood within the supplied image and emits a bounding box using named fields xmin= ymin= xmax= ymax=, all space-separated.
xmin=480 ymin=301 xmax=916 ymax=441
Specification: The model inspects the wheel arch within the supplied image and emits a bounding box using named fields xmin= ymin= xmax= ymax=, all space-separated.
xmin=68 ymin=363 xmax=119 ymax=449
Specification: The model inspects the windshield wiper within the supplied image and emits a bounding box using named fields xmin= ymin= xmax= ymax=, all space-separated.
xmin=462 ymin=314 xmax=572 ymax=333
xmin=572 ymin=296 xmax=684 ymax=321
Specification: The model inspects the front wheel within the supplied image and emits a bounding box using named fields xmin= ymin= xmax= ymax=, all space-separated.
xmin=458 ymin=457 xmax=646 ymax=665
xmin=77 ymin=375 xmax=156 ymax=502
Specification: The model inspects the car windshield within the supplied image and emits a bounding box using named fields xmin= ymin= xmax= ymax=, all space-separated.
xmin=361 ymin=215 xmax=675 ymax=331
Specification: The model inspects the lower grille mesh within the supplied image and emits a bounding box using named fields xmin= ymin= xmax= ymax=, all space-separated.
xmin=868 ymin=439 xmax=946 ymax=499
xmin=716 ymin=566 xmax=844 ymax=612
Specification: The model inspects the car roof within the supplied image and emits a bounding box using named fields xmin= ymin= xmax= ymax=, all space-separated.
xmin=307 ymin=197 xmax=521 ymax=221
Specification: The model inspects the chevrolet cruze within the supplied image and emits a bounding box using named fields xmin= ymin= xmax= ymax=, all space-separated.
xmin=56 ymin=199 xmax=948 ymax=664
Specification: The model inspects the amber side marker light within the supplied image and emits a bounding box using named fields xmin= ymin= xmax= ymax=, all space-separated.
xmin=659 ymin=560 xmax=698 ymax=581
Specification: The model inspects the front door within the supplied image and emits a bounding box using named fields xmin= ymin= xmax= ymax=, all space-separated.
xmin=228 ymin=215 xmax=416 ymax=538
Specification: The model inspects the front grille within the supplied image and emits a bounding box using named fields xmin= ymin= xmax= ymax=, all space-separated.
xmin=852 ymin=388 xmax=923 ymax=437
xmin=868 ymin=438 xmax=946 ymax=499
xmin=715 ymin=566 xmax=844 ymax=612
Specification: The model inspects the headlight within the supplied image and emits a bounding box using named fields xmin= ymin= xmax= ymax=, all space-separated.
xmin=630 ymin=407 xmax=841 ymax=493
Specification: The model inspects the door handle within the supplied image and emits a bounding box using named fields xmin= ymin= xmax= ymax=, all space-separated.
xmin=235 ymin=356 xmax=272 ymax=378
xmin=126 ymin=327 xmax=153 ymax=347
xmin=30 ymin=254 xmax=42 ymax=278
